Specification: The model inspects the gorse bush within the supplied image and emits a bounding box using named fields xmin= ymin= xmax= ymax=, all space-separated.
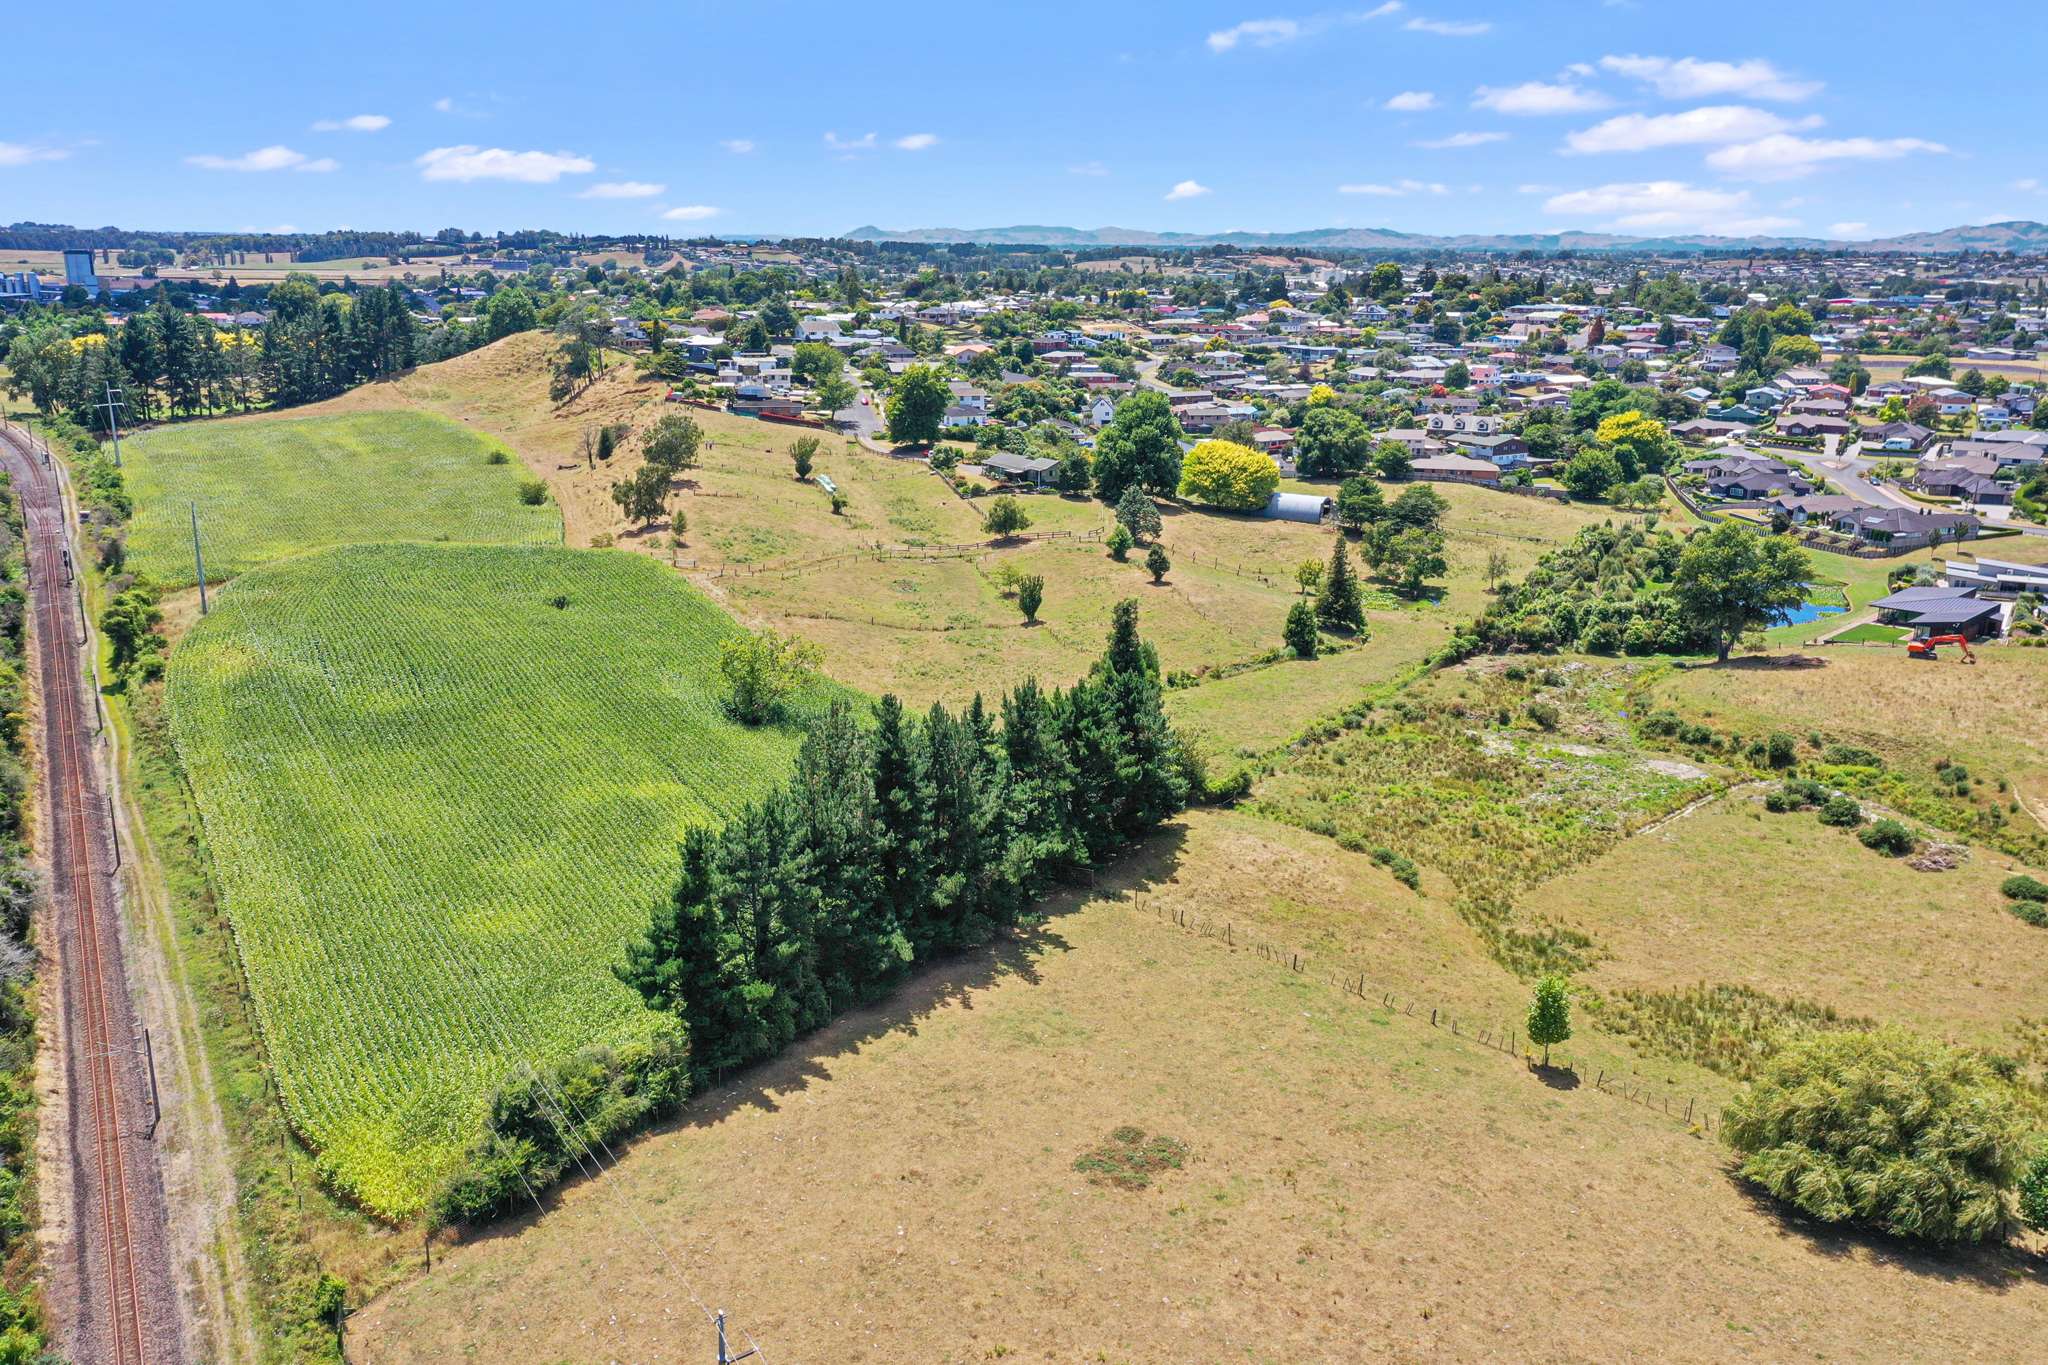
xmin=2001 ymin=875 xmax=2048 ymax=903
xmin=1817 ymin=794 xmax=1863 ymax=827
xmin=1857 ymin=818 xmax=1916 ymax=856
xmin=1724 ymin=1029 xmax=2031 ymax=1244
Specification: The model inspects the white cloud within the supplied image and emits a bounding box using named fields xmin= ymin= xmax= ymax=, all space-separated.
xmin=433 ymin=96 xmax=455 ymax=113
xmin=311 ymin=114 xmax=390 ymax=133
xmin=1705 ymin=134 xmax=1947 ymax=181
xmin=1069 ymin=160 xmax=1110 ymax=176
xmin=1339 ymin=179 xmax=1449 ymax=196
xmin=2013 ymin=177 xmax=2042 ymax=193
xmin=187 ymin=145 xmax=337 ymax=173
xmin=579 ymin=181 xmax=665 ymax=199
xmin=1472 ymin=81 xmax=1608 ymax=115
xmin=824 ymin=131 xmax=877 ymax=153
xmin=895 ymin=132 xmax=939 ymax=151
xmin=1208 ymin=5 xmax=1399 ymax=52
xmin=661 ymin=205 xmax=722 ymax=221
xmin=1384 ymin=90 xmax=1437 ymax=111
xmin=1207 ymin=17 xmax=1299 ymax=51
xmin=1599 ymin=54 xmax=1820 ymax=102
xmin=1563 ymin=105 xmax=1818 ymax=154
xmin=1164 ymin=179 xmax=1212 ymax=201
xmin=1543 ymin=179 xmax=1797 ymax=234
xmin=721 ymin=139 xmax=755 ymax=154
xmin=1405 ymin=16 xmax=1490 ymax=36
xmin=1414 ymin=130 xmax=1507 ymax=149
xmin=1516 ymin=182 xmax=1560 ymax=194
xmin=1829 ymin=221 xmax=1871 ymax=237
xmin=415 ymin=146 xmax=594 ymax=183
xmin=0 ymin=142 xmax=68 ymax=167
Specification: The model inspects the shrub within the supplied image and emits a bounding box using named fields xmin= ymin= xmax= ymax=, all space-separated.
xmin=2001 ymin=874 xmax=2048 ymax=903
xmin=1857 ymin=819 xmax=1915 ymax=856
xmin=1283 ymin=600 xmax=1319 ymax=659
xmin=1723 ymin=1029 xmax=2030 ymax=1243
xmin=1822 ymin=744 xmax=1884 ymax=769
xmin=1817 ymin=795 xmax=1862 ymax=827
xmin=1526 ymin=701 xmax=1560 ymax=731
xmin=517 ymin=478 xmax=548 ymax=506
xmin=1016 ymin=574 xmax=1044 ymax=623
xmin=2022 ymin=1154 xmax=2048 ymax=1231
xmin=1766 ymin=732 xmax=1797 ymax=769
xmin=2012 ymin=900 xmax=2048 ymax=928
xmin=1370 ymin=846 xmax=1421 ymax=891
xmin=1106 ymin=523 xmax=1134 ymax=561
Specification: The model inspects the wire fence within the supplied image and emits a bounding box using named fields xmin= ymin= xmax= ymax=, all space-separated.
xmin=700 ymin=527 xmax=1103 ymax=581
xmin=1128 ymin=893 xmax=1723 ymax=1136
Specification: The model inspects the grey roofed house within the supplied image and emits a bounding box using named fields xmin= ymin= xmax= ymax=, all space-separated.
xmin=1869 ymin=584 xmax=2000 ymax=636
xmin=1263 ymin=491 xmax=1331 ymax=523
xmin=979 ymin=452 xmax=1057 ymax=486
xmin=1764 ymin=493 xmax=1862 ymax=523
xmin=1828 ymin=506 xmax=1979 ymax=548
xmin=1870 ymin=421 xmax=1935 ymax=450
xmin=1776 ymin=414 xmax=1852 ymax=438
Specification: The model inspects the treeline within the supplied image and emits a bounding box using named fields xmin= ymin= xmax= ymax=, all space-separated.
xmin=4 ymin=282 xmax=513 ymax=428
xmin=0 ymin=469 xmax=53 ymax=1354
xmin=434 ymin=602 xmax=1191 ymax=1223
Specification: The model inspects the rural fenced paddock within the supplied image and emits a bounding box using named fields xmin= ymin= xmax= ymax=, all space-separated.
xmin=1129 ymin=892 xmax=1724 ymax=1136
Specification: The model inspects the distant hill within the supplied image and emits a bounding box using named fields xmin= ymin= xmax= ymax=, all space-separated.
xmin=843 ymin=220 xmax=2048 ymax=254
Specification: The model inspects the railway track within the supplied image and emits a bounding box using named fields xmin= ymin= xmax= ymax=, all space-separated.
xmin=0 ymin=423 xmax=181 ymax=1364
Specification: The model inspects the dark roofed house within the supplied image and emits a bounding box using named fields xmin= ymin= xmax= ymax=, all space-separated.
xmin=1764 ymin=493 xmax=1862 ymax=524
xmin=1869 ymin=584 xmax=2001 ymax=639
xmin=1685 ymin=456 xmax=1810 ymax=500
xmin=1871 ymin=421 xmax=1935 ymax=452
xmin=1671 ymin=417 xmax=1747 ymax=443
xmin=1828 ymin=506 xmax=1979 ymax=551
xmin=979 ymin=452 xmax=1057 ymax=488
xmin=1777 ymin=414 xmax=1852 ymax=439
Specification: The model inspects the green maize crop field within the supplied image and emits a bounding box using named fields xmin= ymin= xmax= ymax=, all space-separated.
xmin=123 ymin=409 xmax=560 ymax=587
xmin=167 ymin=542 xmax=843 ymax=1216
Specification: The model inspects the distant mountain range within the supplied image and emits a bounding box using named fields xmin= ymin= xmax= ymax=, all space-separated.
xmin=843 ymin=220 xmax=2048 ymax=255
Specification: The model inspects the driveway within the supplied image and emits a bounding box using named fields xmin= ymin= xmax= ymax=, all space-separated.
xmin=838 ymin=389 xmax=891 ymax=454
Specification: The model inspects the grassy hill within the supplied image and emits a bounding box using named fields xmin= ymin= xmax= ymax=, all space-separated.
xmin=166 ymin=543 xmax=846 ymax=1215
xmin=123 ymin=409 xmax=560 ymax=586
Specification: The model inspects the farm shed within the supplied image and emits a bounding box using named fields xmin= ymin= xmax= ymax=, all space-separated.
xmin=1263 ymin=492 xmax=1330 ymax=523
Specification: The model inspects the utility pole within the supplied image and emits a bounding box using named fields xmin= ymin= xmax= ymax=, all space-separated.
xmin=191 ymin=502 xmax=209 ymax=615
xmin=715 ymin=1311 xmax=756 ymax=1364
xmin=94 ymin=383 xmax=125 ymax=467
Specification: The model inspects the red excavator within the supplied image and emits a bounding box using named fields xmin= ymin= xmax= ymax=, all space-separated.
xmin=1907 ymin=633 xmax=1977 ymax=662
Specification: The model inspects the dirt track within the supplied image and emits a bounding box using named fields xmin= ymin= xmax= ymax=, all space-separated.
xmin=0 ymin=423 xmax=184 ymax=1364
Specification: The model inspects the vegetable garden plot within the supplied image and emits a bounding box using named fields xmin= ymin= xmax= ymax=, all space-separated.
xmin=168 ymin=543 xmax=840 ymax=1215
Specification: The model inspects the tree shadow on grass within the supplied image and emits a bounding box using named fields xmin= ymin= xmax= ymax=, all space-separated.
xmin=463 ymin=824 xmax=1192 ymax=1239
xmin=1726 ymin=1171 xmax=2048 ymax=1293
xmin=1527 ymin=1061 xmax=1581 ymax=1090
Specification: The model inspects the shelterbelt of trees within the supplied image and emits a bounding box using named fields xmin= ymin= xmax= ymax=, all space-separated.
xmin=2 ymin=279 xmax=546 ymax=430
xmin=433 ymin=602 xmax=1192 ymax=1224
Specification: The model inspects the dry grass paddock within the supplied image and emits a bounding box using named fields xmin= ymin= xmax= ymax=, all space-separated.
xmin=348 ymin=808 xmax=2048 ymax=1364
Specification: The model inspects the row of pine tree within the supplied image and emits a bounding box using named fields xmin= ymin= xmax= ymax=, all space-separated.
xmin=617 ymin=601 xmax=1187 ymax=1088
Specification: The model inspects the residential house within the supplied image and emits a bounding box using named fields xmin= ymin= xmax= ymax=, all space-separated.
xmin=1764 ymin=493 xmax=1862 ymax=524
xmin=1870 ymin=421 xmax=1935 ymax=452
xmin=979 ymin=452 xmax=1057 ymax=488
xmin=1410 ymin=453 xmax=1500 ymax=483
xmin=1684 ymin=456 xmax=1811 ymax=499
xmin=1828 ymin=506 xmax=1979 ymax=550
xmin=1868 ymin=584 xmax=2001 ymax=639
xmin=1777 ymin=414 xmax=1852 ymax=440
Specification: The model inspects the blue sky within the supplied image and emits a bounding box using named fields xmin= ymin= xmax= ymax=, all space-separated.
xmin=5 ymin=1 xmax=2043 ymax=241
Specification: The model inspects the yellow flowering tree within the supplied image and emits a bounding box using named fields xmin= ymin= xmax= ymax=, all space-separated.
xmin=1177 ymin=439 xmax=1280 ymax=512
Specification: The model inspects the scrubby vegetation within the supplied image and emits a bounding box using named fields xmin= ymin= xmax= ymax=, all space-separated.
xmin=1724 ymin=1029 xmax=2033 ymax=1244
